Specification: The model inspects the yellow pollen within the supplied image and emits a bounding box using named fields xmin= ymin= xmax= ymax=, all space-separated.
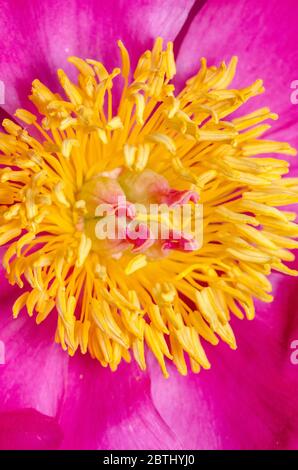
xmin=0 ymin=38 xmax=298 ymax=377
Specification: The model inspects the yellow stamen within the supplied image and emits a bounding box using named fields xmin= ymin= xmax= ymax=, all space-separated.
xmin=0 ymin=39 xmax=297 ymax=377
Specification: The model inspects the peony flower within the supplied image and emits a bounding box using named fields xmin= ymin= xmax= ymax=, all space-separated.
xmin=0 ymin=0 xmax=298 ymax=450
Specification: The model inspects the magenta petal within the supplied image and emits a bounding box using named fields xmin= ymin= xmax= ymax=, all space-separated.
xmin=150 ymin=273 xmax=298 ymax=450
xmin=0 ymin=0 xmax=195 ymax=114
xmin=0 ymin=408 xmax=62 ymax=450
xmin=176 ymin=0 xmax=298 ymax=150
xmin=0 ymin=293 xmax=181 ymax=449
xmin=0 ymin=261 xmax=67 ymax=417
xmin=0 ymin=108 xmax=15 ymax=131
xmin=0 ymin=262 xmax=181 ymax=449
xmin=0 ymin=292 xmax=181 ymax=448
xmin=57 ymin=356 xmax=182 ymax=450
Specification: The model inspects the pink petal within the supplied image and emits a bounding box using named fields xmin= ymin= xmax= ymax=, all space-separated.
xmin=57 ymin=356 xmax=182 ymax=450
xmin=0 ymin=408 xmax=62 ymax=450
xmin=0 ymin=0 xmax=195 ymax=114
xmin=1 ymin=0 xmax=298 ymax=450
xmin=175 ymin=0 xmax=298 ymax=151
xmin=0 ymin=108 xmax=14 ymax=130
xmin=0 ymin=265 xmax=67 ymax=418
xmin=0 ymin=263 xmax=181 ymax=449
xmin=149 ymin=273 xmax=298 ymax=449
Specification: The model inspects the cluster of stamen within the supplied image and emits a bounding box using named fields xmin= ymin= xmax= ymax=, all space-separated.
xmin=0 ymin=38 xmax=297 ymax=376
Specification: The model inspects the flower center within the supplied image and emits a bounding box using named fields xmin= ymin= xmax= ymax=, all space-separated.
xmin=77 ymin=167 xmax=200 ymax=260
xmin=0 ymin=38 xmax=297 ymax=377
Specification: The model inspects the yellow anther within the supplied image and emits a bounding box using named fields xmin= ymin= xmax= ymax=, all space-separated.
xmin=57 ymin=69 xmax=83 ymax=106
xmin=15 ymin=109 xmax=37 ymax=124
xmin=118 ymin=40 xmax=130 ymax=80
xmin=76 ymin=233 xmax=92 ymax=267
xmin=106 ymin=116 xmax=123 ymax=131
xmin=125 ymin=254 xmax=147 ymax=275
xmin=146 ymin=133 xmax=176 ymax=154
xmin=54 ymin=181 xmax=70 ymax=207
xmin=61 ymin=139 xmax=79 ymax=158
xmin=0 ymin=41 xmax=297 ymax=378
xmin=68 ymin=56 xmax=95 ymax=77
xmin=124 ymin=143 xmax=137 ymax=169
